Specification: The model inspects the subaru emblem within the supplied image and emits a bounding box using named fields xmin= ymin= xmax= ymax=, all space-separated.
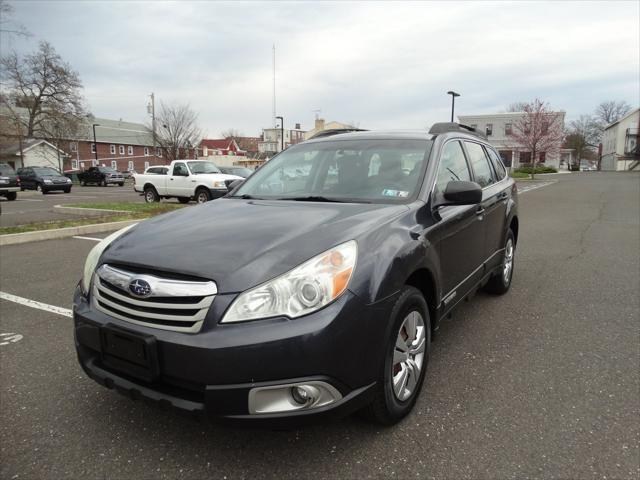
xmin=129 ymin=278 xmax=152 ymax=298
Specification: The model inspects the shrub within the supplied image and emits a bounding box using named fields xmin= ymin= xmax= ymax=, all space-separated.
xmin=514 ymin=165 xmax=558 ymax=174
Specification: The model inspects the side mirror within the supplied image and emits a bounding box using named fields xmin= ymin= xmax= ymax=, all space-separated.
xmin=228 ymin=179 xmax=244 ymax=191
xmin=439 ymin=180 xmax=482 ymax=206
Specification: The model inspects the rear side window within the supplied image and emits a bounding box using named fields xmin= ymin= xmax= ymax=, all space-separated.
xmin=485 ymin=147 xmax=507 ymax=180
xmin=0 ymin=164 xmax=15 ymax=175
xmin=434 ymin=141 xmax=471 ymax=195
xmin=465 ymin=141 xmax=495 ymax=188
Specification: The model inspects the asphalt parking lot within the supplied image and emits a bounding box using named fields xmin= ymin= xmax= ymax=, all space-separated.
xmin=0 ymin=172 xmax=638 ymax=479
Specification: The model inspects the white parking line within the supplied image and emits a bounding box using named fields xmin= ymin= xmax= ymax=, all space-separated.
xmin=0 ymin=291 xmax=72 ymax=318
xmin=73 ymin=236 xmax=102 ymax=241
xmin=16 ymin=198 xmax=44 ymax=202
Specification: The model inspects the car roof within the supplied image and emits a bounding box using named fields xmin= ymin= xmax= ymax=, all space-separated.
xmin=305 ymin=130 xmax=434 ymax=144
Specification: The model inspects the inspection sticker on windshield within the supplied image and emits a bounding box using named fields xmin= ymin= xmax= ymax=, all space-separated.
xmin=382 ymin=189 xmax=409 ymax=198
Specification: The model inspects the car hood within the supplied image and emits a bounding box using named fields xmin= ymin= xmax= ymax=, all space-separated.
xmin=192 ymin=173 xmax=243 ymax=181
xmin=101 ymin=198 xmax=408 ymax=293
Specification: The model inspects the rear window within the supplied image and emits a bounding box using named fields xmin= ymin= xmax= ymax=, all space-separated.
xmin=0 ymin=164 xmax=15 ymax=175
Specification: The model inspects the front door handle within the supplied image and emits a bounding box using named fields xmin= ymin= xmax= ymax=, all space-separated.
xmin=475 ymin=206 xmax=485 ymax=216
xmin=170 ymin=178 xmax=174 ymax=181
xmin=498 ymin=191 xmax=508 ymax=200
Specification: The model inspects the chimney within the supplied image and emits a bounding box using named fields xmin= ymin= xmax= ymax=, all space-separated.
xmin=295 ymin=123 xmax=301 ymax=130
xmin=315 ymin=118 xmax=325 ymax=131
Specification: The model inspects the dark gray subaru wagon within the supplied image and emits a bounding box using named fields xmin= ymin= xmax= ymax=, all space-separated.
xmin=73 ymin=123 xmax=518 ymax=425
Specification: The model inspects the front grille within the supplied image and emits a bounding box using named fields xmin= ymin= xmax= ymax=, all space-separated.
xmin=92 ymin=264 xmax=217 ymax=333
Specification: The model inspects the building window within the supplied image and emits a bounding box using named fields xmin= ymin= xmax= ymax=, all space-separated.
xmin=539 ymin=152 xmax=546 ymax=163
xmin=110 ymin=144 xmax=116 ymax=155
xmin=72 ymin=159 xmax=79 ymax=169
xmin=505 ymin=123 xmax=512 ymax=135
xmin=119 ymin=145 xmax=125 ymax=155
xmin=144 ymin=161 xmax=150 ymax=170
xmin=128 ymin=146 xmax=133 ymax=155
xmin=128 ymin=161 xmax=134 ymax=170
xmin=156 ymin=147 xmax=162 ymax=157
xmin=486 ymin=124 xmax=493 ymax=136
xmin=80 ymin=162 xmax=85 ymax=169
xmin=111 ymin=160 xmax=117 ymax=169
xmin=144 ymin=147 xmax=149 ymax=156
xmin=70 ymin=142 xmax=77 ymax=152
xmin=91 ymin=143 xmax=96 ymax=154
xmin=519 ymin=151 xmax=532 ymax=164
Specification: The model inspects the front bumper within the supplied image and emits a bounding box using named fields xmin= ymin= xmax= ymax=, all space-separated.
xmin=43 ymin=183 xmax=71 ymax=191
xmin=0 ymin=186 xmax=20 ymax=193
xmin=209 ymin=188 xmax=229 ymax=199
xmin=105 ymin=177 xmax=124 ymax=184
xmin=73 ymin=286 xmax=396 ymax=424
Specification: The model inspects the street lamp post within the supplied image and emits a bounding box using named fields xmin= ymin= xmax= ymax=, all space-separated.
xmin=446 ymin=91 xmax=461 ymax=122
xmin=275 ymin=116 xmax=284 ymax=152
xmin=92 ymin=123 xmax=100 ymax=165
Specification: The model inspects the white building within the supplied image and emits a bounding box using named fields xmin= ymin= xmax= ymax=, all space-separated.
xmin=258 ymin=123 xmax=306 ymax=155
xmin=0 ymin=139 xmax=68 ymax=171
xmin=600 ymin=108 xmax=639 ymax=171
xmin=304 ymin=118 xmax=356 ymax=140
xmin=458 ymin=112 xmax=573 ymax=170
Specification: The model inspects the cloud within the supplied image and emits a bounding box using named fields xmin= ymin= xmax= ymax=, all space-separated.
xmin=4 ymin=0 xmax=639 ymax=137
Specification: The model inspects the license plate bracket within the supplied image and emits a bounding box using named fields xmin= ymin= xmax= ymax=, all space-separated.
xmin=100 ymin=324 xmax=159 ymax=382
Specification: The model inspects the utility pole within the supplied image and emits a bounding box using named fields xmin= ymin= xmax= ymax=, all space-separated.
xmin=276 ymin=116 xmax=284 ymax=152
xmin=149 ymin=93 xmax=156 ymax=158
xmin=92 ymin=123 xmax=99 ymax=165
xmin=272 ymin=45 xmax=276 ymax=128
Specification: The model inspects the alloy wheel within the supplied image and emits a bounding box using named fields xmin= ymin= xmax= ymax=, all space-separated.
xmin=392 ymin=310 xmax=426 ymax=401
xmin=503 ymin=238 xmax=514 ymax=284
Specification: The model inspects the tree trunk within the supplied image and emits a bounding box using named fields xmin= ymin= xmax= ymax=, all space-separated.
xmin=531 ymin=149 xmax=537 ymax=180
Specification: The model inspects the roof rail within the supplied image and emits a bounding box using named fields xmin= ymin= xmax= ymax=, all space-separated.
xmin=428 ymin=122 xmax=487 ymax=140
xmin=309 ymin=128 xmax=368 ymax=139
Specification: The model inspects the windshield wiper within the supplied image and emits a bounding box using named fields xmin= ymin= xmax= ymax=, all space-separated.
xmin=280 ymin=196 xmax=344 ymax=203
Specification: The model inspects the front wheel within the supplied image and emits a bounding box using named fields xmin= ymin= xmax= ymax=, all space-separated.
xmin=118 ymin=182 xmax=124 ymax=187
xmin=101 ymin=179 xmax=107 ymax=187
xmin=144 ymin=186 xmax=160 ymax=203
xmin=195 ymin=188 xmax=211 ymax=204
xmin=363 ymin=286 xmax=430 ymax=425
xmin=484 ymin=229 xmax=515 ymax=294
xmin=63 ymin=187 xmax=71 ymax=194
xmin=6 ymin=192 xmax=17 ymax=201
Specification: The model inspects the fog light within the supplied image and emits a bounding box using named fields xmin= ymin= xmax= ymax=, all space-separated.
xmin=291 ymin=385 xmax=319 ymax=405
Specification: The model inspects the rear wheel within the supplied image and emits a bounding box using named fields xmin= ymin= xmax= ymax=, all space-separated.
xmin=101 ymin=179 xmax=107 ymax=187
xmin=363 ymin=286 xmax=430 ymax=425
xmin=195 ymin=188 xmax=211 ymax=204
xmin=36 ymin=183 xmax=44 ymax=193
xmin=144 ymin=186 xmax=160 ymax=203
xmin=484 ymin=229 xmax=515 ymax=294
xmin=177 ymin=197 xmax=191 ymax=204
xmin=6 ymin=192 xmax=17 ymax=201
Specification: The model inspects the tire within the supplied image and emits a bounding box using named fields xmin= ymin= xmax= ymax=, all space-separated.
xmin=362 ymin=286 xmax=430 ymax=425
xmin=484 ymin=229 xmax=515 ymax=295
xmin=101 ymin=179 xmax=107 ymax=187
xmin=195 ymin=188 xmax=211 ymax=204
xmin=6 ymin=192 xmax=17 ymax=201
xmin=118 ymin=182 xmax=124 ymax=187
xmin=36 ymin=183 xmax=44 ymax=193
xmin=144 ymin=186 xmax=160 ymax=203
xmin=177 ymin=197 xmax=191 ymax=204
xmin=63 ymin=188 xmax=71 ymax=194
xmin=81 ymin=180 xmax=86 ymax=186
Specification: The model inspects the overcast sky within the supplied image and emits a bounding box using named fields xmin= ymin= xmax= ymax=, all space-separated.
xmin=3 ymin=1 xmax=639 ymax=138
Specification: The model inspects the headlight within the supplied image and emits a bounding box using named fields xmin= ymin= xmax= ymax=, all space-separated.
xmin=80 ymin=224 xmax=137 ymax=295
xmin=213 ymin=180 xmax=226 ymax=188
xmin=66 ymin=178 xmax=72 ymax=182
xmin=221 ymin=240 xmax=357 ymax=323
xmin=43 ymin=179 xmax=52 ymax=184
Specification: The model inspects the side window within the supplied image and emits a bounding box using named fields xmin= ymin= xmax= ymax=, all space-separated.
xmin=465 ymin=142 xmax=495 ymax=188
xmin=172 ymin=163 xmax=188 ymax=176
xmin=435 ymin=141 xmax=471 ymax=195
xmin=485 ymin=147 xmax=507 ymax=180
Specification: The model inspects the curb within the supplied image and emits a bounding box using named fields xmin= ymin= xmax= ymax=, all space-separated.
xmin=53 ymin=204 xmax=129 ymax=216
xmin=0 ymin=219 xmax=139 ymax=246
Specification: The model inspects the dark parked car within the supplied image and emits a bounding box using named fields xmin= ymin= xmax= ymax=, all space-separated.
xmin=0 ymin=163 xmax=20 ymax=201
xmin=17 ymin=166 xmax=72 ymax=193
xmin=74 ymin=123 xmax=518 ymax=425
xmin=218 ymin=166 xmax=253 ymax=178
xmin=78 ymin=166 xmax=124 ymax=186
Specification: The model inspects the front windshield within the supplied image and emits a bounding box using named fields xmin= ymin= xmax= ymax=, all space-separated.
xmin=234 ymin=139 xmax=431 ymax=203
xmin=230 ymin=167 xmax=252 ymax=177
xmin=188 ymin=161 xmax=221 ymax=174
xmin=33 ymin=167 xmax=61 ymax=176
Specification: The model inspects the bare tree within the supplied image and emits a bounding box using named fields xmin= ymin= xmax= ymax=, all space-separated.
xmin=566 ymin=115 xmax=600 ymax=170
xmin=595 ymin=100 xmax=631 ymax=127
xmin=41 ymin=111 xmax=83 ymax=172
xmin=0 ymin=0 xmax=31 ymax=38
xmin=506 ymin=102 xmax=529 ymax=112
xmin=511 ymin=99 xmax=565 ymax=179
xmin=1 ymin=41 xmax=85 ymax=137
xmin=220 ymin=128 xmax=244 ymax=140
xmin=155 ymin=102 xmax=201 ymax=162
